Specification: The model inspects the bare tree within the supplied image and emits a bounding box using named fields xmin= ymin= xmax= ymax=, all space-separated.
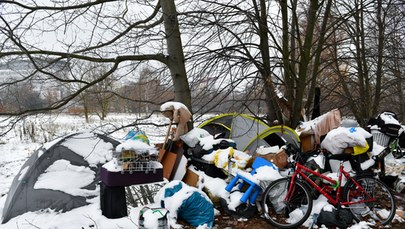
xmin=178 ymin=0 xmax=336 ymax=127
xmin=328 ymin=0 xmax=405 ymax=126
xmin=1 ymin=0 xmax=403 ymax=133
xmin=0 ymin=82 xmax=46 ymax=112
xmin=378 ymin=1 xmax=405 ymax=122
xmin=180 ymin=0 xmax=404 ymax=127
xmin=77 ymin=64 xmax=117 ymax=121
xmin=0 ymin=0 xmax=191 ymax=133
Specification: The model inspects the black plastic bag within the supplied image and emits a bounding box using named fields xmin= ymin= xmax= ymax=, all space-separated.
xmin=219 ymin=197 xmax=258 ymax=219
xmin=317 ymin=208 xmax=353 ymax=228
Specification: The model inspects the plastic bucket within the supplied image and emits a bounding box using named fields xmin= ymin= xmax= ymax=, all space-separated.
xmin=139 ymin=207 xmax=168 ymax=229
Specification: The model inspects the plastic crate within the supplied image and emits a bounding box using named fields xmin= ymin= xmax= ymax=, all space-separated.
xmin=101 ymin=148 xmax=163 ymax=186
xmin=115 ymin=149 xmax=159 ymax=172
xmin=100 ymin=161 xmax=163 ymax=186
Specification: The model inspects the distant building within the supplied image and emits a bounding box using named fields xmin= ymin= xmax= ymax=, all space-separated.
xmin=0 ymin=58 xmax=70 ymax=101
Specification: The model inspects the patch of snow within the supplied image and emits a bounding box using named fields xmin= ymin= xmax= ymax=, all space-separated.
xmin=115 ymin=139 xmax=157 ymax=154
xmin=227 ymin=191 xmax=243 ymax=211
xmin=0 ymin=113 xmax=401 ymax=229
xmin=61 ymin=132 xmax=114 ymax=166
xmin=34 ymin=159 xmax=97 ymax=197
xmin=180 ymin=128 xmax=211 ymax=148
xmin=142 ymin=208 xmax=168 ymax=229
xmin=203 ymin=176 xmax=230 ymax=200
xmin=360 ymin=158 xmax=375 ymax=171
xmin=379 ymin=112 xmax=401 ymax=125
xmin=42 ymin=136 xmax=64 ymax=150
xmin=160 ymin=101 xmax=190 ymax=112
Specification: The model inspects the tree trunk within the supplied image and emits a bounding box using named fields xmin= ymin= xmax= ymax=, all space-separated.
xmin=397 ymin=72 xmax=405 ymax=123
xmin=280 ymin=0 xmax=293 ymax=124
xmin=290 ymin=0 xmax=319 ymax=128
xmin=373 ymin=0 xmax=384 ymax=115
xmin=305 ymin=0 xmax=332 ymax=116
xmin=311 ymin=87 xmax=321 ymax=119
xmin=160 ymin=0 xmax=192 ymax=114
xmin=256 ymin=0 xmax=283 ymax=123
xmin=83 ymin=96 xmax=90 ymax=123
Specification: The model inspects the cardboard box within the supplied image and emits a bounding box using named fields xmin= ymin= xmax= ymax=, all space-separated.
xmin=182 ymin=168 xmax=199 ymax=187
xmin=300 ymin=134 xmax=316 ymax=152
xmin=158 ymin=140 xmax=185 ymax=180
xmin=251 ymin=149 xmax=289 ymax=169
xmin=182 ymin=168 xmax=222 ymax=206
xmin=159 ymin=149 xmax=179 ymax=180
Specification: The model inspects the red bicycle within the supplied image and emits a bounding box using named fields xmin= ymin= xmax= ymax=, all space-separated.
xmin=261 ymin=146 xmax=396 ymax=228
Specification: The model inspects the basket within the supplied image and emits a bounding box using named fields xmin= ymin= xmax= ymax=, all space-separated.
xmin=100 ymin=147 xmax=163 ymax=186
xmin=115 ymin=149 xmax=159 ymax=173
xmin=371 ymin=129 xmax=390 ymax=147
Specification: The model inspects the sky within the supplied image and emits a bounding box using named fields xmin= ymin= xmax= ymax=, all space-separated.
xmin=0 ymin=110 xmax=404 ymax=228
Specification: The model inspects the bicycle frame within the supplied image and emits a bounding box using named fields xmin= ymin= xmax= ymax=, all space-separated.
xmin=286 ymin=161 xmax=376 ymax=206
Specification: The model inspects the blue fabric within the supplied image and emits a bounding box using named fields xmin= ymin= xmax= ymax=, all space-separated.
xmin=178 ymin=191 xmax=214 ymax=227
xmin=162 ymin=182 xmax=214 ymax=228
xmin=252 ymin=157 xmax=278 ymax=171
xmin=123 ymin=130 xmax=150 ymax=145
xmin=164 ymin=182 xmax=183 ymax=199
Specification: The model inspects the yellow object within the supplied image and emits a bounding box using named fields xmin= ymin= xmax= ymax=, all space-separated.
xmin=213 ymin=147 xmax=251 ymax=172
xmin=214 ymin=148 xmax=234 ymax=169
xmin=353 ymin=142 xmax=369 ymax=155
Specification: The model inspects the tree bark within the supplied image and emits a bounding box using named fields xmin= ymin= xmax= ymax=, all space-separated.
xmin=160 ymin=0 xmax=192 ymax=113
xmin=373 ymin=0 xmax=384 ymax=115
xmin=255 ymin=0 xmax=283 ymax=123
xmin=290 ymin=0 xmax=319 ymax=128
xmin=305 ymin=0 xmax=332 ymax=116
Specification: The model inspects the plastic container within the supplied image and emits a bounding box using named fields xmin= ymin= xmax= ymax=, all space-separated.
xmin=100 ymin=161 xmax=163 ymax=186
xmin=139 ymin=207 xmax=168 ymax=229
xmin=371 ymin=129 xmax=390 ymax=147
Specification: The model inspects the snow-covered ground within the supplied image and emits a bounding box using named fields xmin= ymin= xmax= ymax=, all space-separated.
xmin=0 ymin=113 xmax=404 ymax=229
xmin=0 ymin=113 xmax=170 ymax=229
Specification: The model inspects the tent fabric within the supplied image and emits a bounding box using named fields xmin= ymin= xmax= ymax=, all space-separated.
xmin=1 ymin=131 xmax=120 ymax=223
xmin=199 ymin=113 xmax=270 ymax=153
xmin=256 ymin=125 xmax=301 ymax=151
xmin=199 ymin=113 xmax=300 ymax=154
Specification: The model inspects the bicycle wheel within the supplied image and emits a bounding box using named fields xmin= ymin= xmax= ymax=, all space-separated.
xmin=344 ymin=176 xmax=396 ymax=225
xmin=262 ymin=177 xmax=313 ymax=229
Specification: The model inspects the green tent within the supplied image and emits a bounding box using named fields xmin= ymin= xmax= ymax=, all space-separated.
xmin=199 ymin=113 xmax=300 ymax=154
